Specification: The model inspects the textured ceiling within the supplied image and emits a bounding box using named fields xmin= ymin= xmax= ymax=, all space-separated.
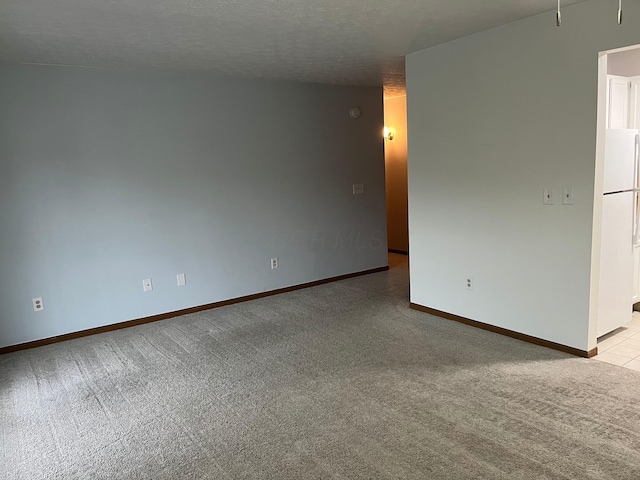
xmin=0 ymin=0 xmax=587 ymax=97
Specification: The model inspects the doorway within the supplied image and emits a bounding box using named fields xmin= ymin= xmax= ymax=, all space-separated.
xmin=591 ymin=44 xmax=640 ymax=370
xmin=383 ymin=94 xmax=409 ymax=256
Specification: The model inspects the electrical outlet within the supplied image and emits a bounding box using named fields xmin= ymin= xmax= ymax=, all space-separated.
xmin=32 ymin=297 xmax=44 ymax=312
xmin=143 ymin=278 xmax=153 ymax=292
xmin=177 ymin=273 xmax=186 ymax=286
xmin=271 ymin=258 xmax=279 ymax=269
xmin=465 ymin=277 xmax=474 ymax=291
xmin=352 ymin=184 xmax=365 ymax=195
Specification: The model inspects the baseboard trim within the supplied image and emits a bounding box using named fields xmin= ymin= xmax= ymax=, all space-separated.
xmin=410 ymin=303 xmax=597 ymax=358
xmin=0 ymin=266 xmax=390 ymax=355
xmin=388 ymin=249 xmax=409 ymax=256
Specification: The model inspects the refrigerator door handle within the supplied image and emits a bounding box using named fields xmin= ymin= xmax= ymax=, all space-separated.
xmin=635 ymin=191 xmax=640 ymax=248
xmin=634 ymin=135 xmax=640 ymax=249
xmin=633 ymin=192 xmax=635 ymax=249
xmin=636 ymin=134 xmax=640 ymax=190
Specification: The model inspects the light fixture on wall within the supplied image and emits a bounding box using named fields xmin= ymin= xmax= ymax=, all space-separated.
xmin=556 ymin=0 xmax=623 ymax=26
xmin=383 ymin=126 xmax=395 ymax=142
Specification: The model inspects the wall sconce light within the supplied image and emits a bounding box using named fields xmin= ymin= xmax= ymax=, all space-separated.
xmin=383 ymin=126 xmax=395 ymax=141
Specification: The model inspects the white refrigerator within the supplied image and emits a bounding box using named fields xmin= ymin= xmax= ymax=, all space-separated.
xmin=597 ymin=129 xmax=640 ymax=337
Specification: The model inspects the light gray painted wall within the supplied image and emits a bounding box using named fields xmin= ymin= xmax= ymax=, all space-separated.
xmin=0 ymin=64 xmax=387 ymax=348
xmin=406 ymin=0 xmax=640 ymax=352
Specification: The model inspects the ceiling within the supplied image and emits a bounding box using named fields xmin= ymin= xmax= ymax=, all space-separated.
xmin=0 ymin=0 xmax=587 ymax=97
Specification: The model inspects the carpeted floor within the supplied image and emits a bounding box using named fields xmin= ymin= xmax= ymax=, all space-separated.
xmin=2 ymin=253 xmax=640 ymax=479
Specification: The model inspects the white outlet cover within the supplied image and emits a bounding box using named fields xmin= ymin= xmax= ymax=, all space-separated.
xmin=465 ymin=277 xmax=474 ymax=291
xmin=562 ymin=187 xmax=574 ymax=205
xmin=177 ymin=273 xmax=186 ymax=286
xmin=352 ymin=184 xmax=365 ymax=195
xmin=143 ymin=278 xmax=153 ymax=292
xmin=271 ymin=258 xmax=278 ymax=269
xmin=32 ymin=297 xmax=44 ymax=311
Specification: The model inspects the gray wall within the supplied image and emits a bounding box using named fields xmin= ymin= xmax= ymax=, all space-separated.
xmin=0 ymin=64 xmax=387 ymax=348
xmin=406 ymin=0 xmax=640 ymax=352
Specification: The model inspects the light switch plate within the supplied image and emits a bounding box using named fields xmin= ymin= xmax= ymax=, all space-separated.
xmin=562 ymin=187 xmax=574 ymax=205
xmin=543 ymin=188 xmax=554 ymax=205
xmin=143 ymin=278 xmax=153 ymax=292
xmin=352 ymin=184 xmax=365 ymax=195
xmin=177 ymin=273 xmax=186 ymax=286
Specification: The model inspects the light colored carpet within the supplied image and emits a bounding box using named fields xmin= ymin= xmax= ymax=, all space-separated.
xmin=2 ymin=254 xmax=640 ymax=479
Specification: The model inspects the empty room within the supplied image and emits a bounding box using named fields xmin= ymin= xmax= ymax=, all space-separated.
xmin=2 ymin=0 xmax=640 ymax=478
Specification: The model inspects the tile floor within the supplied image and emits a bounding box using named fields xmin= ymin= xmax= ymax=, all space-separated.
xmin=594 ymin=311 xmax=640 ymax=371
